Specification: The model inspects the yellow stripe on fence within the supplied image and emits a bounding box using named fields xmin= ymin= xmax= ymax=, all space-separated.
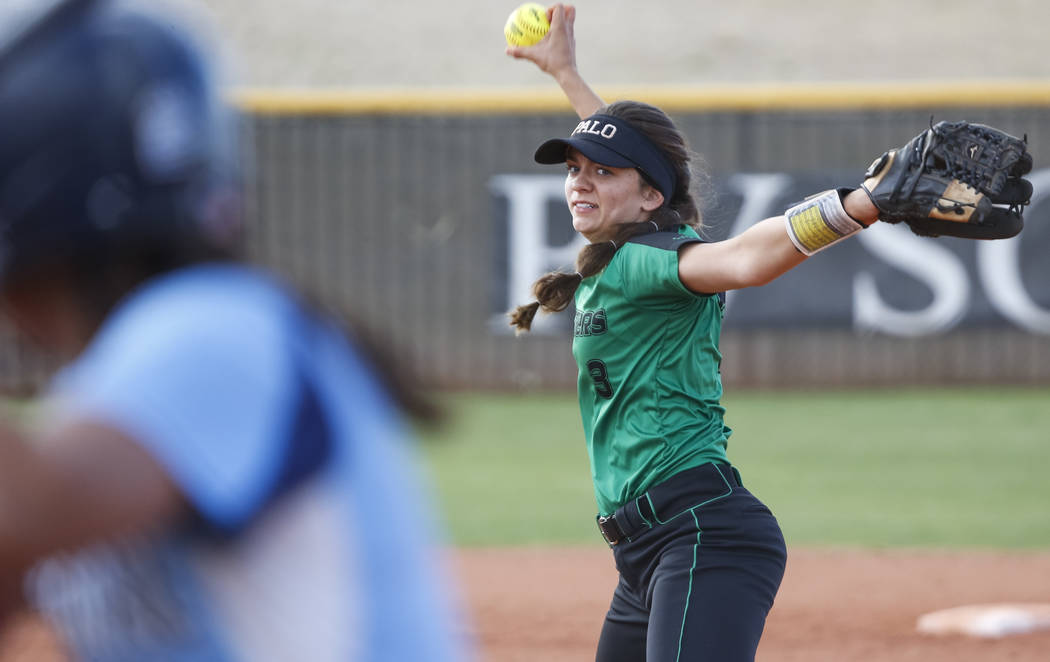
xmin=231 ymin=80 xmax=1050 ymax=115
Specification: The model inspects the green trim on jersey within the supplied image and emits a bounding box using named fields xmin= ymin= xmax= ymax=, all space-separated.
xmin=572 ymin=225 xmax=730 ymax=516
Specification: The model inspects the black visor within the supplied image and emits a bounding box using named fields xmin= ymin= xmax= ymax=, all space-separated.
xmin=534 ymin=113 xmax=676 ymax=202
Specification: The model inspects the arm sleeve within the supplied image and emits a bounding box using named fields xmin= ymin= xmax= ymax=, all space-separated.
xmin=51 ymin=283 xmax=298 ymax=532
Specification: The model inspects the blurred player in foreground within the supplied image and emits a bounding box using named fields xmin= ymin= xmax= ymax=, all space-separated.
xmin=507 ymin=4 xmax=1030 ymax=662
xmin=0 ymin=0 xmax=470 ymax=659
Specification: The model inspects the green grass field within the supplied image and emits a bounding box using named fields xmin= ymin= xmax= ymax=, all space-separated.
xmin=420 ymin=388 xmax=1050 ymax=548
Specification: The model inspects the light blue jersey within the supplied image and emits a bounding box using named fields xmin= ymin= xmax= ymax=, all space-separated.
xmin=30 ymin=264 xmax=470 ymax=662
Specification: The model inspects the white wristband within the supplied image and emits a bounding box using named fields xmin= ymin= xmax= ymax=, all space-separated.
xmin=784 ymin=188 xmax=865 ymax=256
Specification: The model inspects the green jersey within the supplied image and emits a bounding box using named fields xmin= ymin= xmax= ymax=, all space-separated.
xmin=572 ymin=226 xmax=730 ymax=516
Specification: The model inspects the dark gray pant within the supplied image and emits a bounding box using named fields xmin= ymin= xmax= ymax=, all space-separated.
xmin=594 ymin=463 xmax=787 ymax=662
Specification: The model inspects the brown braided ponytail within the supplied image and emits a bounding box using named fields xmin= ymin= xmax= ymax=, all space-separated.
xmin=509 ymin=100 xmax=702 ymax=333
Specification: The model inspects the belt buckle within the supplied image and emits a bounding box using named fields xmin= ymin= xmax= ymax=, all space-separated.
xmin=597 ymin=514 xmax=623 ymax=547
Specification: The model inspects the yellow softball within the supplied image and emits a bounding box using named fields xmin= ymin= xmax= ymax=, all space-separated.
xmin=504 ymin=3 xmax=550 ymax=47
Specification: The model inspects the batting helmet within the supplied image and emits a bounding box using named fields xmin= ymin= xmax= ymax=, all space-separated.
xmin=0 ymin=0 xmax=240 ymax=285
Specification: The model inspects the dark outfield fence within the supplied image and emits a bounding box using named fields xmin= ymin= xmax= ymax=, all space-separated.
xmin=4 ymin=83 xmax=1050 ymax=390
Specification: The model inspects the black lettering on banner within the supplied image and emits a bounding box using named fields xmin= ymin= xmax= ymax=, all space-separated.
xmin=586 ymin=359 xmax=614 ymax=399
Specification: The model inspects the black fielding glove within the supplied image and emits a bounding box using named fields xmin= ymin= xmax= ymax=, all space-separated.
xmin=861 ymin=120 xmax=1033 ymax=239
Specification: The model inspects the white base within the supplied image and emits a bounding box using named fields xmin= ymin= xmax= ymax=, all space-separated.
xmin=917 ymin=603 xmax=1050 ymax=638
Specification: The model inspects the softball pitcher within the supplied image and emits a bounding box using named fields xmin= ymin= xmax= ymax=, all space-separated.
xmin=507 ymin=5 xmax=1032 ymax=661
xmin=0 ymin=1 xmax=469 ymax=659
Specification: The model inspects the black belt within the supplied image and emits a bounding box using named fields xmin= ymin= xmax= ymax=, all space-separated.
xmin=596 ymin=463 xmax=741 ymax=547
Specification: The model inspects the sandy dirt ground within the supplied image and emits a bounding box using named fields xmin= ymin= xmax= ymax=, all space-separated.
xmin=457 ymin=546 xmax=1050 ymax=662
xmin=2 ymin=546 xmax=1049 ymax=660
xmin=148 ymin=0 xmax=1050 ymax=89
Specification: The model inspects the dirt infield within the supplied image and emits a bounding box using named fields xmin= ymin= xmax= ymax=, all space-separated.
xmin=2 ymin=546 xmax=1049 ymax=660
xmin=184 ymin=0 xmax=1050 ymax=88
xmin=458 ymin=546 xmax=1050 ymax=662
